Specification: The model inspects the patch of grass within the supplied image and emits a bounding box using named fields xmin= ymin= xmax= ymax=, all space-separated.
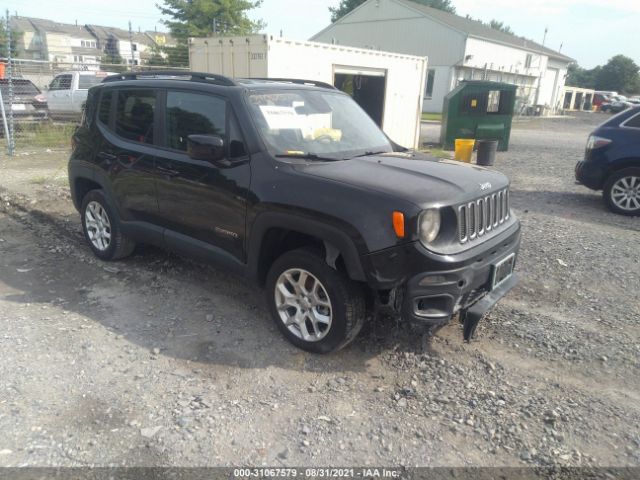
xmin=14 ymin=122 xmax=76 ymax=149
xmin=420 ymin=148 xmax=451 ymax=159
xmin=421 ymin=112 xmax=442 ymax=122
xmin=30 ymin=175 xmax=48 ymax=185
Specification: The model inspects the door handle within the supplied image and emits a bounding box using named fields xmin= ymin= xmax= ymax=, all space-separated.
xmin=157 ymin=166 xmax=179 ymax=177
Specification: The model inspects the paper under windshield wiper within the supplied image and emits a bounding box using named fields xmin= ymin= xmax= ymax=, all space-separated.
xmin=275 ymin=152 xmax=343 ymax=161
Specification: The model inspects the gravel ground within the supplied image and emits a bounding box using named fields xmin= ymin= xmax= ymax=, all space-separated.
xmin=0 ymin=113 xmax=638 ymax=468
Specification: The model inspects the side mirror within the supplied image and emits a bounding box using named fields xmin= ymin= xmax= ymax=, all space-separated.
xmin=187 ymin=134 xmax=225 ymax=163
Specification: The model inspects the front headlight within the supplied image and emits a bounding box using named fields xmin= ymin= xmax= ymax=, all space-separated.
xmin=419 ymin=208 xmax=441 ymax=245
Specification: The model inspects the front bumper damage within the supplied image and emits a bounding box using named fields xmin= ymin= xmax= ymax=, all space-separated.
xmin=363 ymin=221 xmax=521 ymax=340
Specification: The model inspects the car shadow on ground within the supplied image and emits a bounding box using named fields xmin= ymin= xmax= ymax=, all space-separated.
xmin=510 ymin=189 xmax=640 ymax=230
xmin=0 ymin=206 xmax=439 ymax=377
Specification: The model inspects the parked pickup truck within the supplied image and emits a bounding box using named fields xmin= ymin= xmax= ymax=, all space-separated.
xmin=68 ymin=71 xmax=521 ymax=353
xmin=45 ymin=71 xmax=114 ymax=120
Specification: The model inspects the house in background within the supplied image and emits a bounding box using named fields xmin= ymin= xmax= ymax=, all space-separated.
xmin=85 ymin=25 xmax=155 ymax=66
xmin=10 ymin=17 xmax=102 ymax=66
xmin=311 ymin=0 xmax=574 ymax=114
xmin=10 ymin=16 xmax=173 ymax=68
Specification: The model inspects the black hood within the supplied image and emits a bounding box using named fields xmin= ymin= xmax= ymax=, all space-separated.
xmin=294 ymin=152 xmax=510 ymax=208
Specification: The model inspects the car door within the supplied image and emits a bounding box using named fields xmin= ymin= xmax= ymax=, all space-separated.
xmin=47 ymin=74 xmax=73 ymax=115
xmin=95 ymin=88 xmax=161 ymax=227
xmin=155 ymin=89 xmax=251 ymax=262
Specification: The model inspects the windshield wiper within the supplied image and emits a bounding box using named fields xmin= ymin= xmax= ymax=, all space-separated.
xmin=348 ymin=150 xmax=389 ymax=159
xmin=275 ymin=152 xmax=343 ymax=162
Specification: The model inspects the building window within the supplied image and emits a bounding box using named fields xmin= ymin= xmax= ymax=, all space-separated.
xmin=525 ymin=53 xmax=533 ymax=69
xmin=425 ymin=69 xmax=436 ymax=99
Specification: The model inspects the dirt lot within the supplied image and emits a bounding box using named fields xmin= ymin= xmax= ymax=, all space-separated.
xmin=0 ymin=113 xmax=638 ymax=468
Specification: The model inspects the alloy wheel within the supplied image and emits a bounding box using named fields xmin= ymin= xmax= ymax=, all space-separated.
xmin=85 ymin=201 xmax=112 ymax=251
xmin=274 ymin=268 xmax=333 ymax=342
xmin=610 ymin=175 xmax=640 ymax=211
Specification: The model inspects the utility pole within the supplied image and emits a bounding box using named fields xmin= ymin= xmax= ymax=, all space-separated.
xmin=128 ymin=20 xmax=134 ymax=70
xmin=534 ymin=27 xmax=548 ymax=110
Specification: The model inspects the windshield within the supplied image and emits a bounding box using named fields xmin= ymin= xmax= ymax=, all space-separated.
xmin=247 ymin=89 xmax=393 ymax=160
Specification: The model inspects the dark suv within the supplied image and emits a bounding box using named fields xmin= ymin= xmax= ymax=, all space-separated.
xmin=576 ymin=106 xmax=640 ymax=215
xmin=69 ymin=71 xmax=521 ymax=353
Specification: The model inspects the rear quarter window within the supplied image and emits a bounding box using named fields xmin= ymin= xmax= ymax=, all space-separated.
xmin=82 ymin=88 xmax=99 ymax=126
xmin=114 ymin=89 xmax=156 ymax=144
xmin=624 ymin=113 xmax=640 ymax=128
xmin=97 ymin=90 xmax=112 ymax=125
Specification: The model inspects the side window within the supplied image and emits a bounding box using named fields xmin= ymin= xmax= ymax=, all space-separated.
xmin=58 ymin=75 xmax=73 ymax=91
xmin=49 ymin=76 xmax=61 ymax=91
xmin=625 ymin=113 xmax=640 ymax=128
xmin=82 ymin=88 xmax=98 ymax=126
xmin=166 ymin=91 xmax=226 ymax=152
xmin=98 ymin=90 xmax=112 ymax=125
xmin=115 ymin=89 xmax=156 ymax=144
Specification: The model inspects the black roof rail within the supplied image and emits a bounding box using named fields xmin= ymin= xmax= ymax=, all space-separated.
xmin=102 ymin=70 xmax=237 ymax=87
xmin=240 ymin=77 xmax=337 ymax=90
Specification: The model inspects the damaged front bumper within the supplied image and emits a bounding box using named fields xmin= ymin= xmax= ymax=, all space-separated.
xmin=363 ymin=221 xmax=521 ymax=340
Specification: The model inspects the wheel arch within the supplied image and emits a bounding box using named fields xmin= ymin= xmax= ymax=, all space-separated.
xmin=247 ymin=211 xmax=368 ymax=286
xmin=604 ymin=158 xmax=640 ymax=183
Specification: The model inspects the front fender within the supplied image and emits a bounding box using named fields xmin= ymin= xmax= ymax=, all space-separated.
xmin=246 ymin=209 xmax=367 ymax=283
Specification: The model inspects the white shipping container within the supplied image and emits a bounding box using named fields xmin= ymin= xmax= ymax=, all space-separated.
xmin=189 ymin=35 xmax=427 ymax=148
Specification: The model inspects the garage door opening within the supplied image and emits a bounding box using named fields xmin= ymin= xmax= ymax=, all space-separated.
xmin=334 ymin=68 xmax=386 ymax=127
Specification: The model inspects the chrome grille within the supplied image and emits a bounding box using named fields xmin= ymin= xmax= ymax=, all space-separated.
xmin=458 ymin=188 xmax=510 ymax=244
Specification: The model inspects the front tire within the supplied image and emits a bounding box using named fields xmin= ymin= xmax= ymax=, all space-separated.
xmin=265 ymin=248 xmax=366 ymax=353
xmin=603 ymin=168 xmax=640 ymax=216
xmin=81 ymin=190 xmax=136 ymax=260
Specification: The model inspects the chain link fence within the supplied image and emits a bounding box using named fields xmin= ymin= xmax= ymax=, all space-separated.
xmin=0 ymin=58 xmax=189 ymax=157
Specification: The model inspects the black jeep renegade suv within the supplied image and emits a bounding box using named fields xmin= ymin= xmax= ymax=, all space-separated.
xmin=68 ymin=71 xmax=521 ymax=353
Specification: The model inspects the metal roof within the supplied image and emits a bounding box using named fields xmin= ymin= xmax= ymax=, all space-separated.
xmin=394 ymin=0 xmax=574 ymax=62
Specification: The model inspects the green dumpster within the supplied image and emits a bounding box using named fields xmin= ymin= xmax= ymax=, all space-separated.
xmin=440 ymin=81 xmax=517 ymax=152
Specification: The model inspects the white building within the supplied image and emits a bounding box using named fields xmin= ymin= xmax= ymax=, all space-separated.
xmin=311 ymin=0 xmax=574 ymax=114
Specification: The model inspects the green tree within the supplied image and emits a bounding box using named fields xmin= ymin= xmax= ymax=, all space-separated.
xmin=595 ymin=55 xmax=640 ymax=94
xmin=101 ymin=52 xmax=126 ymax=72
xmin=330 ymin=0 xmax=455 ymax=23
xmin=566 ymin=63 xmax=600 ymax=89
xmin=157 ymin=0 xmax=264 ymax=67
xmin=488 ymin=20 xmax=513 ymax=35
xmin=0 ymin=19 xmax=22 ymax=58
xmin=158 ymin=0 xmax=265 ymax=41
xmin=147 ymin=44 xmax=168 ymax=66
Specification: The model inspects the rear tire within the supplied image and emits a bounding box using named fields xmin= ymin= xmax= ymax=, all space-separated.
xmin=603 ymin=168 xmax=640 ymax=216
xmin=265 ymin=248 xmax=366 ymax=353
xmin=80 ymin=190 xmax=136 ymax=260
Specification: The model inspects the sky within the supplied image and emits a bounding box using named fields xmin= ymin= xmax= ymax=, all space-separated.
xmin=4 ymin=0 xmax=639 ymax=68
